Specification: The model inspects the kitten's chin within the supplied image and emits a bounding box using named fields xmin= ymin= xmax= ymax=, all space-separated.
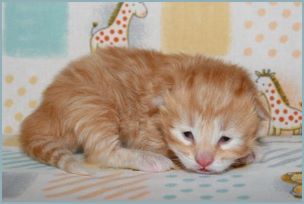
xmin=194 ymin=169 xmax=221 ymax=175
xmin=194 ymin=167 xmax=226 ymax=175
xmin=200 ymin=159 xmax=234 ymax=174
xmin=187 ymin=162 xmax=231 ymax=174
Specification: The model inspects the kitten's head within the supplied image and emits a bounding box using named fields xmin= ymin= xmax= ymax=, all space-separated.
xmin=158 ymin=57 xmax=269 ymax=174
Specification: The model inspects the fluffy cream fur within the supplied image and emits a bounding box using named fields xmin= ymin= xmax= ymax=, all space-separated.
xmin=20 ymin=47 xmax=268 ymax=175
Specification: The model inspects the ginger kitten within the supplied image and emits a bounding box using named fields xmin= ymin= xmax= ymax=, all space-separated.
xmin=20 ymin=47 xmax=268 ymax=175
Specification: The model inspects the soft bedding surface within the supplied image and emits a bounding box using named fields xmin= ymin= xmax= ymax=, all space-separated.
xmin=2 ymin=135 xmax=302 ymax=202
xmin=2 ymin=3 xmax=302 ymax=202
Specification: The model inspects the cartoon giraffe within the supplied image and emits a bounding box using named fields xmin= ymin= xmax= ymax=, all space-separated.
xmin=90 ymin=2 xmax=147 ymax=52
xmin=255 ymin=69 xmax=302 ymax=135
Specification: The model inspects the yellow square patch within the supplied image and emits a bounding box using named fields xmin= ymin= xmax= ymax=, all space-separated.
xmin=161 ymin=2 xmax=230 ymax=56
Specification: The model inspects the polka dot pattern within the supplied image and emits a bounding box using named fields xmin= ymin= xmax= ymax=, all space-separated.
xmin=200 ymin=195 xmax=213 ymax=200
xmin=292 ymin=22 xmax=300 ymax=31
xmin=244 ymin=48 xmax=253 ymax=56
xmin=5 ymin=99 xmax=14 ymax=108
xmin=237 ymin=195 xmax=250 ymax=200
xmin=5 ymin=75 xmax=14 ymax=83
xmin=165 ymin=183 xmax=177 ymax=187
xmin=268 ymin=49 xmax=277 ymax=58
xmin=4 ymin=126 xmax=13 ymax=134
xmin=279 ymin=35 xmax=288 ymax=43
xmin=161 ymin=172 xmax=249 ymax=201
xmin=268 ymin=21 xmax=278 ymax=30
xmin=28 ymin=100 xmax=38 ymax=109
xmin=217 ymin=178 xmax=229 ymax=182
xmin=198 ymin=174 xmax=210 ymax=178
xmin=29 ymin=76 xmax=38 ymax=85
xmin=282 ymin=9 xmax=291 ymax=18
xmin=239 ymin=2 xmax=302 ymax=62
xmin=292 ymin=49 xmax=301 ymax=58
xmin=166 ymin=174 xmax=178 ymax=178
xmin=180 ymin=188 xmax=193 ymax=193
xmin=199 ymin=183 xmax=211 ymax=188
xmin=216 ymin=189 xmax=229 ymax=193
xmin=163 ymin=194 xmax=176 ymax=200
xmin=244 ymin=20 xmax=253 ymax=29
xmin=231 ymin=174 xmax=242 ymax=178
xmin=258 ymin=8 xmax=266 ymax=16
xmin=2 ymin=3 xmax=301 ymax=140
xmin=15 ymin=112 xmax=24 ymax=122
xmin=17 ymin=87 xmax=27 ymax=96
xmin=231 ymin=2 xmax=301 ymax=126
xmin=233 ymin=183 xmax=246 ymax=187
xmin=182 ymin=178 xmax=195 ymax=182
xmin=3 ymin=73 xmax=42 ymax=135
xmin=255 ymin=34 xmax=264 ymax=42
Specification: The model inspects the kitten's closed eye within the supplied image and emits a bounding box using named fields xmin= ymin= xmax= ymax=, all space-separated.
xmin=183 ymin=131 xmax=194 ymax=142
xmin=218 ymin=136 xmax=231 ymax=145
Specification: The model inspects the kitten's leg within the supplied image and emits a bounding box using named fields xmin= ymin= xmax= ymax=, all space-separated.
xmin=73 ymin=104 xmax=173 ymax=172
xmin=87 ymin=144 xmax=174 ymax=172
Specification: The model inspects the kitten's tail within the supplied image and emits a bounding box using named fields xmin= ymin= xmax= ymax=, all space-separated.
xmin=21 ymin=137 xmax=89 ymax=175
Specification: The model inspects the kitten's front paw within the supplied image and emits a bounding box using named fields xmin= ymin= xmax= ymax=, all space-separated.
xmin=240 ymin=152 xmax=255 ymax=164
xmin=233 ymin=152 xmax=256 ymax=167
xmin=138 ymin=152 xmax=174 ymax=172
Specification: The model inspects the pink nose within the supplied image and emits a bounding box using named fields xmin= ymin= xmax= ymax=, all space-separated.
xmin=196 ymin=152 xmax=214 ymax=168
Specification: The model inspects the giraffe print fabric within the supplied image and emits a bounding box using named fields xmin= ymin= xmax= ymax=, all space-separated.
xmin=2 ymin=2 xmax=302 ymax=202
xmin=2 ymin=2 xmax=302 ymax=137
xmin=90 ymin=2 xmax=147 ymax=51
xmin=255 ymin=70 xmax=302 ymax=136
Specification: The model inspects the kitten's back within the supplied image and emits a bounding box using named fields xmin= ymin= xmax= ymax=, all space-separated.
xmin=19 ymin=47 xmax=174 ymax=174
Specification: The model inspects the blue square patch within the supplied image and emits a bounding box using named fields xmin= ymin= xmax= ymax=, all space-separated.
xmin=3 ymin=2 xmax=68 ymax=58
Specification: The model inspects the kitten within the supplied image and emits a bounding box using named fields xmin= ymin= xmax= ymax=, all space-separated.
xmin=20 ymin=47 xmax=269 ymax=175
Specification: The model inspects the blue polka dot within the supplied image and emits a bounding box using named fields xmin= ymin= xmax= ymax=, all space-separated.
xmin=199 ymin=184 xmax=211 ymax=188
xmin=216 ymin=189 xmax=228 ymax=193
xmin=200 ymin=195 xmax=213 ymax=200
xmin=166 ymin=174 xmax=178 ymax=178
xmin=183 ymin=178 xmax=195 ymax=182
xmin=217 ymin=178 xmax=229 ymax=182
xmin=237 ymin=195 xmax=250 ymax=200
xmin=231 ymin=174 xmax=242 ymax=178
xmin=163 ymin=194 xmax=177 ymax=200
xmin=233 ymin=183 xmax=246 ymax=188
xmin=180 ymin=188 xmax=193 ymax=193
xmin=165 ymin=183 xmax=177 ymax=187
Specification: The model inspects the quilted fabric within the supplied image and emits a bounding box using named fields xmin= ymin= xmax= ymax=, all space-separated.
xmin=2 ymin=2 xmax=302 ymax=136
xmin=2 ymin=135 xmax=301 ymax=202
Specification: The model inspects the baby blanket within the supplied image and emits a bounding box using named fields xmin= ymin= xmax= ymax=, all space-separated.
xmin=2 ymin=2 xmax=302 ymax=136
xmin=2 ymin=2 xmax=302 ymax=202
xmin=2 ymin=136 xmax=302 ymax=202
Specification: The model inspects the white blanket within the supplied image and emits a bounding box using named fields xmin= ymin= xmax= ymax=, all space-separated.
xmin=2 ymin=136 xmax=301 ymax=201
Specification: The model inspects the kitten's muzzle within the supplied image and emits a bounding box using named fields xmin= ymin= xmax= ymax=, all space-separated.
xmin=195 ymin=151 xmax=214 ymax=169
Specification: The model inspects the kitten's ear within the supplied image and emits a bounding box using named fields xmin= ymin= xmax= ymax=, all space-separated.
xmin=255 ymin=97 xmax=270 ymax=121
